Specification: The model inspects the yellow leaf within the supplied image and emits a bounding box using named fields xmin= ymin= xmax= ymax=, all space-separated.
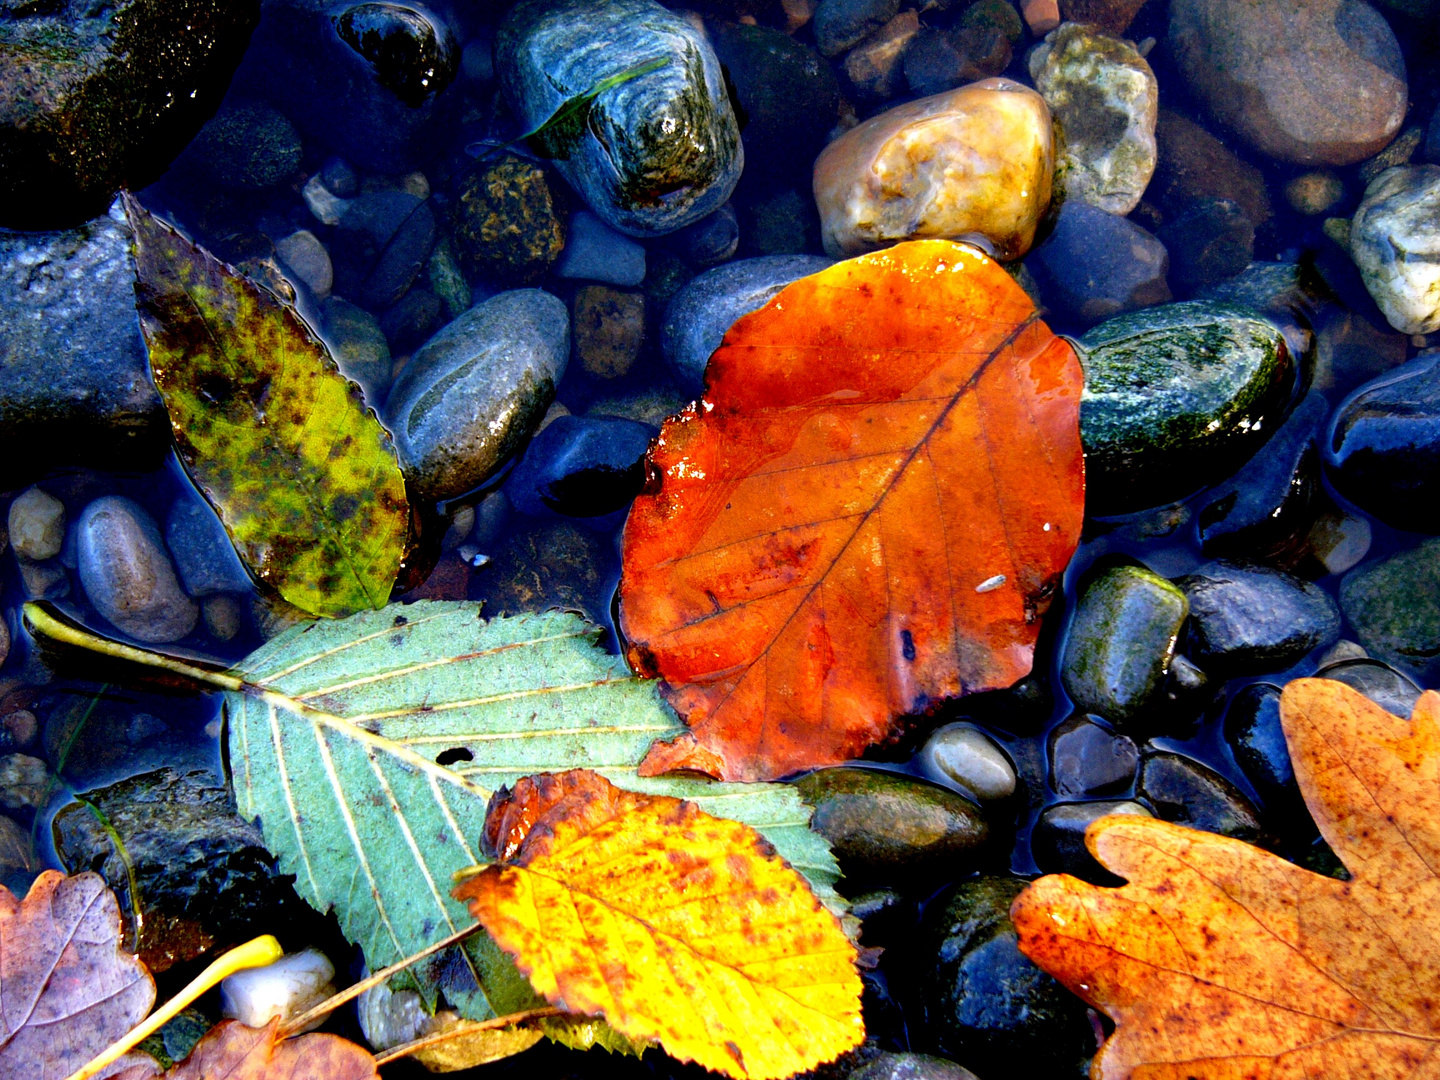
xmin=453 ymin=770 xmax=863 ymax=1080
xmin=1011 ymin=678 xmax=1440 ymax=1080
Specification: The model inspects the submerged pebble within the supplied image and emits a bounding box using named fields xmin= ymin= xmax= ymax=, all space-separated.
xmin=77 ymin=496 xmax=198 ymax=644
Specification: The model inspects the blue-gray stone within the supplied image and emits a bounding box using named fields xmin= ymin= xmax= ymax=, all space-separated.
xmin=165 ymin=498 xmax=254 ymax=598
xmin=505 ymin=414 xmax=657 ymax=518
xmin=662 ymin=254 xmax=832 ymax=392
xmin=1177 ymin=562 xmax=1340 ymax=674
xmin=78 ymin=496 xmax=198 ymax=644
xmin=1028 ymin=202 xmax=1170 ymax=327
xmin=553 ymin=212 xmax=647 ymax=287
xmin=496 ymin=0 xmax=743 ymax=237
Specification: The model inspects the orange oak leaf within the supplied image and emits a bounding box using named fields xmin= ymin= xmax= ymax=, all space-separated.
xmin=0 ymin=870 xmax=156 ymax=1078
xmin=618 ymin=239 xmax=1084 ymax=782
xmin=454 ymin=769 xmax=863 ymax=1080
xmin=1012 ymin=678 xmax=1440 ymax=1080
xmin=113 ymin=1018 xmax=378 ymax=1080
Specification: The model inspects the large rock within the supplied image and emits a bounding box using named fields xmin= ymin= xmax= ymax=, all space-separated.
xmin=0 ymin=0 xmax=259 ymax=228
xmin=1150 ymin=108 xmax=1272 ymax=228
xmin=813 ymin=79 xmax=1052 ymax=260
xmin=496 ymin=0 xmax=742 ymax=237
xmin=1169 ymin=0 xmax=1407 ymax=166
xmin=1350 ymin=166 xmax=1440 ymax=335
xmin=383 ymin=290 xmax=570 ymax=504
xmin=1079 ymin=301 xmax=1294 ymax=512
xmin=1028 ymin=23 xmax=1157 ymax=216
xmin=0 ymin=203 xmax=167 ymax=483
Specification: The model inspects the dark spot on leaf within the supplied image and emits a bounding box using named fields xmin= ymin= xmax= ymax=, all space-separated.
xmin=901 ymin=629 xmax=915 ymax=661
xmin=437 ymin=747 xmax=474 ymax=766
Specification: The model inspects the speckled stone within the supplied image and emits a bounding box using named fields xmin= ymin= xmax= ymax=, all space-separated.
xmin=1350 ymin=165 xmax=1440 ymax=334
xmin=77 ymin=496 xmax=198 ymax=644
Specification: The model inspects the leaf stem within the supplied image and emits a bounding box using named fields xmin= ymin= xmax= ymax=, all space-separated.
xmin=278 ymin=921 xmax=485 ymax=1037
xmin=371 ymin=1007 xmax=564 ymax=1067
xmin=62 ymin=935 xmax=284 ymax=1080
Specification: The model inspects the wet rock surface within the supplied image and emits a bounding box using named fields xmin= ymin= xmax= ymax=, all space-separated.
xmin=77 ymin=496 xmax=199 ymax=644
xmin=1028 ymin=202 xmax=1169 ymax=325
xmin=1178 ymin=563 xmax=1340 ymax=674
xmin=1349 ymin=166 xmax=1440 ymax=335
xmin=1341 ymin=540 xmax=1440 ymax=681
xmin=505 ymin=414 xmax=656 ymax=517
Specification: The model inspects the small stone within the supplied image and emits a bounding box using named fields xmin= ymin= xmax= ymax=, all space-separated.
xmin=1058 ymin=0 xmax=1148 ymax=33
xmin=425 ymin=239 xmax=471 ymax=320
xmin=1060 ymin=564 xmax=1188 ymax=728
xmin=662 ymin=204 xmax=739 ymax=269
xmin=1317 ymin=640 xmax=1368 ymax=667
xmin=842 ymin=11 xmax=920 ymax=102
xmin=901 ymin=26 xmax=1012 ymax=98
xmin=0 ymin=815 xmax=34 ymax=877
xmin=585 ymin=384 xmax=690 ymax=427
xmin=1311 ymin=307 xmax=1410 ymax=395
xmin=793 ymin=767 xmax=989 ymax=889
xmin=1223 ymin=683 xmax=1302 ymax=814
xmin=920 ymin=877 xmax=1097 ymax=1076
xmin=274 ymin=231 xmax=333 ymax=300
xmin=321 ymin=297 xmax=392 ymax=398
xmin=332 ymin=2 xmax=459 ymax=107
xmin=813 ymin=79 xmax=1053 ymax=260
xmin=0 ymin=710 xmax=36 ymax=752
xmin=165 ymin=498 xmax=253 ymax=599
xmin=1151 ymin=108 xmax=1271 ymax=228
xmin=383 ymin=290 xmax=570 ymax=503
xmin=1027 ymin=202 xmax=1169 ymax=326
xmin=1078 ymin=302 xmax=1294 ymax=511
xmin=1285 ymin=172 xmax=1345 ymax=216
xmin=202 ymin=595 xmax=244 ymax=643
xmin=222 ymin=949 xmax=335 ymax=1031
xmin=321 ymin=157 xmax=359 ymax=198
xmin=1324 ymin=351 xmax=1440 ymax=532
xmin=572 ymin=286 xmax=645 ymax=379
xmin=848 ymin=1053 xmax=979 ymax=1080
xmin=554 ymin=212 xmax=647 ymax=287
xmin=662 ymin=254 xmax=833 ymax=392
xmin=1295 ymin=509 xmax=1372 ymax=577
xmin=358 ymin=980 xmax=434 ymax=1051
xmin=1317 ymin=656 xmax=1422 ymax=718
xmin=1341 ymin=539 xmax=1440 ymax=680
xmin=1138 ymin=750 xmax=1263 ymax=844
xmin=813 ymin=0 xmax=900 ymax=56
xmin=1157 ymin=197 xmax=1255 ymax=295
xmin=1169 ymin=0 xmax=1407 ymax=165
xmin=1350 ymin=166 xmax=1440 ymax=334
xmin=77 ymin=496 xmax=198 ymax=644
xmin=332 ymin=190 xmax=438 ymax=310
xmin=1029 ymin=24 xmax=1158 ymax=216
xmin=504 ymin=414 xmax=657 ymax=518
xmin=8 ymin=487 xmax=65 ymax=561
xmin=303 ymin=175 xmax=351 ymax=228
xmin=475 ymin=520 xmax=611 ymax=623
xmin=16 ymin=557 xmax=67 ymax=600
xmin=1358 ymin=125 xmax=1425 ymax=186
xmin=1033 ymin=800 xmax=1151 ymax=879
xmin=1048 ymin=714 xmax=1139 ymax=797
xmin=379 ymin=289 xmax=442 ymax=354
xmin=921 ymin=724 xmax=1016 ymax=802
xmin=1020 ymin=0 xmax=1061 ymax=34
xmin=0 ymin=754 xmax=47 ymax=810
xmin=497 ymin=0 xmax=742 ymax=236
xmin=1179 ymin=562 xmax=1340 ymax=673
xmin=453 ymin=155 xmax=566 ymax=286
xmin=181 ymin=103 xmax=302 ymax=190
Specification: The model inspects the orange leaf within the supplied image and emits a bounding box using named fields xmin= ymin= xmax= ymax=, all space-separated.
xmin=618 ymin=239 xmax=1084 ymax=781
xmin=0 ymin=871 xmax=155 ymax=1077
xmin=111 ymin=1019 xmax=377 ymax=1080
xmin=454 ymin=769 xmax=863 ymax=1080
xmin=1012 ymin=678 xmax=1440 ymax=1080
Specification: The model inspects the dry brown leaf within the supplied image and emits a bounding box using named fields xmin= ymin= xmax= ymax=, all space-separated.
xmin=455 ymin=769 xmax=863 ymax=1080
xmin=112 ymin=1019 xmax=377 ymax=1080
xmin=0 ymin=870 xmax=155 ymax=1079
xmin=1012 ymin=678 xmax=1440 ymax=1079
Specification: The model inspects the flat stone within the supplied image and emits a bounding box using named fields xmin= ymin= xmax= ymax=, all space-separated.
xmin=77 ymin=496 xmax=198 ymax=644
xmin=661 ymin=254 xmax=833 ymax=392
xmin=1028 ymin=201 xmax=1170 ymax=326
xmin=1169 ymin=0 xmax=1406 ymax=166
xmin=1060 ymin=564 xmax=1188 ymax=728
xmin=1341 ymin=539 xmax=1440 ymax=681
xmin=813 ymin=0 xmax=900 ymax=56
xmin=572 ymin=286 xmax=645 ymax=380
xmin=842 ymin=11 xmax=920 ymax=102
xmin=813 ymin=79 xmax=1053 ymax=260
xmin=383 ymin=290 xmax=570 ymax=503
xmin=554 ymin=212 xmax=647 ymax=287
xmin=1029 ymin=24 xmax=1157 ymax=215
xmin=165 ymin=497 xmax=254 ymax=598
xmin=332 ymin=191 xmax=437 ymax=310
xmin=1178 ymin=562 xmax=1340 ymax=674
xmin=320 ymin=297 xmax=392 ymax=401
xmin=1350 ymin=165 xmax=1440 ymax=334
xmin=274 ymin=230 xmax=333 ymax=300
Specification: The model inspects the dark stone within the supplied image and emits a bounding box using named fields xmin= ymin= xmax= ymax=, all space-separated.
xmin=709 ymin=25 xmax=840 ymax=194
xmin=1032 ymin=800 xmax=1151 ymax=882
xmin=1197 ymin=391 xmax=1328 ymax=559
xmin=333 ymin=2 xmax=459 ymax=107
xmin=475 ymin=520 xmax=614 ymax=624
xmin=452 ymin=155 xmax=567 ymax=285
xmin=1060 ymin=564 xmax=1189 ymax=728
xmin=177 ymin=102 xmax=302 ymax=190
xmin=848 ymin=1053 xmax=978 ymax=1080
xmin=1150 ymin=108 xmax=1271 ymax=228
xmin=1178 ymin=562 xmax=1340 ymax=674
xmin=52 ymin=768 xmax=309 ymax=973
xmin=0 ymin=0 xmax=260 ymax=228
xmin=320 ymin=297 xmax=392 ymax=398
xmin=1325 ymin=351 xmax=1440 ymax=534
xmin=901 ymin=26 xmax=1010 ymax=98
xmin=505 ymin=415 xmax=656 ymax=518
xmin=165 ymin=497 xmax=253 ymax=598
xmin=1156 ymin=197 xmax=1255 ymax=295
xmin=1138 ymin=750 xmax=1263 ymax=844
xmin=920 ymin=877 xmax=1096 ymax=1079
xmin=1048 ymin=714 xmax=1139 ymax=797
xmin=1079 ymin=301 xmax=1294 ymax=512
xmin=321 ymin=156 xmax=359 ymax=197
xmin=0 ymin=204 xmax=167 ymax=483
xmin=1028 ymin=202 xmax=1170 ymax=327
xmin=1340 ymin=540 xmax=1440 ymax=681
xmin=332 ymin=191 xmax=438 ymax=310
xmin=813 ymin=0 xmax=900 ymax=56
xmin=793 ymin=768 xmax=988 ymax=891
xmin=1316 ymin=656 xmax=1422 ymax=718
xmin=379 ymin=288 xmax=442 ymax=353
xmin=1223 ymin=683 xmax=1303 ymax=814
xmin=1058 ymin=0 xmax=1148 ymax=33
xmin=663 ymin=203 xmax=740 ymax=267
xmin=737 ymin=186 xmax=823 ymax=256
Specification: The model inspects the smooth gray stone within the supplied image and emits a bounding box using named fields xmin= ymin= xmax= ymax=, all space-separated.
xmin=165 ymin=497 xmax=254 ymax=598
xmin=553 ymin=212 xmax=647 ymax=287
xmin=662 ymin=254 xmax=832 ymax=391
xmin=77 ymin=496 xmax=198 ymax=644
xmin=383 ymin=290 xmax=570 ymax=503
xmin=0 ymin=203 xmax=166 ymax=483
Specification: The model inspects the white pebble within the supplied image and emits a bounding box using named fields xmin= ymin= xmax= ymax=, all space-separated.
xmin=975 ymin=574 xmax=1006 ymax=593
xmin=302 ymin=174 xmax=351 ymax=227
xmin=220 ymin=948 xmax=335 ymax=1032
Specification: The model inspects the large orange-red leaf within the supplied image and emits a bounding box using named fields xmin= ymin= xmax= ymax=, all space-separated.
xmin=619 ymin=239 xmax=1084 ymax=781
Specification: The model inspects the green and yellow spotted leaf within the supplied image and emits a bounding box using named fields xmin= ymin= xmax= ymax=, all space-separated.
xmin=125 ymin=194 xmax=409 ymax=618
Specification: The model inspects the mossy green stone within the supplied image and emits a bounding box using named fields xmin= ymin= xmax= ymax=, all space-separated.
xmin=1079 ymin=301 xmax=1293 ymax=512
xmin=1340 ymin=539 xmax=1440 ymax=681
xmin=1061 ymin=564 xmax=1188 ymax=727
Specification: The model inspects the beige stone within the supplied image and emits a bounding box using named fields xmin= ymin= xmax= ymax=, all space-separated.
xmin=812 ymin=78 xmax=1053 ymax=260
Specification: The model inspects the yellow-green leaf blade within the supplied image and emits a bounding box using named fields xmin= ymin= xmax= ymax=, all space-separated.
xmin=126 ymin=195 xmax=409 ymax=618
